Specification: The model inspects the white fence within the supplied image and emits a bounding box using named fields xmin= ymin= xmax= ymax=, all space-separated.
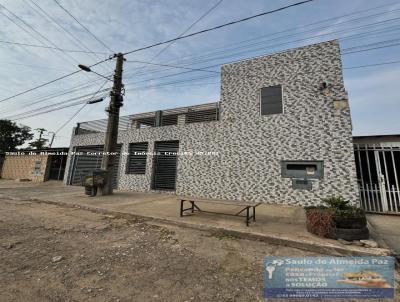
xmin=354 ymin=144 xmax=400 ymax=214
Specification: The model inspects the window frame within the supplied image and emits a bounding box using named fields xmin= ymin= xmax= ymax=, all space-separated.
xmin=126 ymin=142 xmax=149 ymax=175
xmin=259 ymin=84 xmax=284 ymax=116
xmin=281 ymin=160 xmax=324 ymax=179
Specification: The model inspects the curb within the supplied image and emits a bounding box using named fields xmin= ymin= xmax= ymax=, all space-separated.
xmin=4 ymin=196 xmax=393 ymax=257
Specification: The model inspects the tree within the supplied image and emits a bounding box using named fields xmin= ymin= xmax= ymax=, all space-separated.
xmin=28 ymin=128 xmax=49 ymax=149
xmin=0 ymin=119 xmax=33 ymax=152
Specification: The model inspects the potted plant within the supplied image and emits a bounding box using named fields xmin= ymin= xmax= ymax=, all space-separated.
xmin=305 ymin=196 xmax=369 ymax=241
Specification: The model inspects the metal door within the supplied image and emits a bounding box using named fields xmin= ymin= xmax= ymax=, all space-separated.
xmin=152 ymin=141 xmax=179 ymax=190
xmin=355 ymin=144 xmax=400 ymax=213
xmin=68 ymin=145 xmax=121 ymax=188
xmin=48 ymin=155 xmax=66 ymax=181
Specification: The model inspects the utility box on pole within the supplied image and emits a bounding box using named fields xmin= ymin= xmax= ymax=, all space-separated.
xmin=100 ymin=53 xmax=124 ymax=195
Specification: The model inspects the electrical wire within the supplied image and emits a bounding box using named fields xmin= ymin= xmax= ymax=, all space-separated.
xmin=122 ymin=0 xmax=315 ymax=56
xmin=0 ymin=56 xmax=113 ymax=104
xmin=121 ymin=36 xmax=400 ymax=88
xmin=27 ymin=0 xmax=111 ymax=74
xmin=1 ymin=76 xmax=111 ymax=115
xmin=54 ymin=79 xmax=109 ymax=134
xmin=342 ymin=42 xmax=400 ymax=54
xmin=0 ymin=39 xmax=108 ymax=54
xmin=133 ymin=0 xmax=224 ymax=76
xmin=9 ymin=91 xmax=110 ymax=121
xmin=0 ymin=3 xmax=83 ymax=66
xmin=344 ymin=59 xmax=400 ymax=69
xmin=122 ymin=16 xmax=400 ymax=79
xmin=0 ymin=1 xmax=312 ymax=105
xmin=53 ymin=0 xmax=114 ymax=53
xmin=156 ymin=18 xmax=400 ymax=73
xmin=3 ymin=89 xmax=111 ymax=120
xmin=125 ymin=60 xmax=219 ymax=73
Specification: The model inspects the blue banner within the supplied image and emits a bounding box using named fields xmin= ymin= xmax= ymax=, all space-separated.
xmin=264 ymin=257 xmax=395 ymax=299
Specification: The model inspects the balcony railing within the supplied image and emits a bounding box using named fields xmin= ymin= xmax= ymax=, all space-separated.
xmin=75 ymin=102 xmax=219 ymax=135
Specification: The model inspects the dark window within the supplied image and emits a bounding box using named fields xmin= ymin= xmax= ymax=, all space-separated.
xmin=287 ymin=164 xmax=318 ymax=171
xmin=185 ymin=108 xmax=219 ymax=124
xmin=260 ymin=85 xmax=283 ymax=115
xmin=126 ymin=143 xmax=148 ymax=174
xmin=161 ymin=114 xmax=178 ymax=126
xmin=281 ymin=161 xmax=324 ymax=179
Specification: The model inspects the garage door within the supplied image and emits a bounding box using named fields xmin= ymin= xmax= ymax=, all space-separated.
xmin=68 ymin=145 xmax=121 ymax=188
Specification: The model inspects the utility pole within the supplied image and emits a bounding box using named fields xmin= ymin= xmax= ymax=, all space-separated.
xmin=100 ymin=53 xmax=124 ymax=195
xmin=49 ymin=132 xmax=55 ymax=148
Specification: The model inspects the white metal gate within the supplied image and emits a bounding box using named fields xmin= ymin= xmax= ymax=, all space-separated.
xmin=354 ymin=144 xmax=400 ymax=213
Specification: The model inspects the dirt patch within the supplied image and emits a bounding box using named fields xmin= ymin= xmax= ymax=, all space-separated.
xmin=0 ymin=198 xmax=397 ymax=302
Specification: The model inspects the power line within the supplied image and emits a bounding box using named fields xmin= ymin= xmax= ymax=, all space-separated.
xmin=188 ymin=2 xmax=400 ymax=60
xmin=10 ymin=55 xmax=400 ymax=120
xmin=1 ymin=76 xmax=111 ymax=115
xmin=54 ymin=79 xmax=109 ymax=134
xmin=0 ymin=3 xmax=83 ymax=66
xmin=342 ymin=41 xmax=400 ymax=54
xmin=125 ymin=60 xmax=219 ymax=73
xmin=4 ymin=0 xmax=396 ymax=116
xmin=3 ymin=88 xmax=111 ymax=120
xmin=0 ymin=39 xmax=108 ymax=54
xmin=12 ymin=57 xmax=400 ymax=119
xmin=27 ymin=0 xmax=111 ymax=74
xmin=0 ymin=1 xmax=313 ymax=105
xmin=127 ymin=0 xmax=223 ymax=83
xmin=0 ymin=56 xmax=113 ymax=104
xmin=122 ymin=0 xmax=315 ymax=56
xmin=122 ymin=36 xmax=400 ymax=88
xmin=123 ymin=40 xmax=400 ymax=91
xmin=3 ymin=87 xmax=111 ymax=117
xmin=53 ymin=0 xmax=114 ymax=53
xmin=9 ymin=92 xmax=110 ymax=121
xmin=55 ymin=103 xmax=87 ymax=132
xmin=0 ymin=60 xmax=72 ymax=71
xmin=138 ymin=0 xmax=224 ymax=71
xmin=157 ymin=18 xmax=400 ymax=72
xmin=0 ymin=70 xmax=80 ymax=103
xmin=344 ymin=59 xmax=400 ymax=70
xmin=0 ymin=10 xmax=43 ymax=46
xmin=122 ymin=11 xmax=400 ymax=79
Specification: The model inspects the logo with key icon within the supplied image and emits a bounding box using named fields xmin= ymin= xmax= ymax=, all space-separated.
xmin=265 ymin=259 xmax=284 ymax=280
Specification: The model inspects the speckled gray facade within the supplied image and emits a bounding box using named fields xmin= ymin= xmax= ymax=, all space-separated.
xmin=64 ymin=40 xmax=359 ymax=206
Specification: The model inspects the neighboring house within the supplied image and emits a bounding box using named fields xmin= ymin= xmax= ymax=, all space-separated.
xmin=64 ymin=40 xmax=359 ymax=206
xmin=1 ymin=148 xmax=68 ymax=182
xmin=353 ymin=134 xmax=400 ymax=214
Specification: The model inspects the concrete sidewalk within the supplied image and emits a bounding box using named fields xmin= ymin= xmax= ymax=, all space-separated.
xmin=0 ymin=180 xmax=391 ymax=256
xmin=368 ymin=214 xmax=400 ymax=256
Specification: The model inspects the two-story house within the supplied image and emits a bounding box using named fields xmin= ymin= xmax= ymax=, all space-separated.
xmin=64 ymin=40 xmax=359 ymax=206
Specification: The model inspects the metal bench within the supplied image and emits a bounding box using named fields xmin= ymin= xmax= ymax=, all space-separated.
xmin=179 ymin=197 xmax=261 ymax=226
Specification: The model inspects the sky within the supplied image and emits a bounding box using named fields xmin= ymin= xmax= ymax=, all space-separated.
xmin=0 ymin=0 xmax=399 ymax=147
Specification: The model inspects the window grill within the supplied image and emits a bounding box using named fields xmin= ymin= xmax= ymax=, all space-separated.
xmin=74 ymin=102 xmax=219 ymax=134
xmin=126 ymin=142 xmax=148 ymax=174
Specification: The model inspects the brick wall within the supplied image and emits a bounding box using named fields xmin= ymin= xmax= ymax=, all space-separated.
xmin=1 ymin=154 xmax=50 ymax=182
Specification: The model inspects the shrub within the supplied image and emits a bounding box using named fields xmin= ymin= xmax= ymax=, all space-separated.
xmin=322 ymin=196 xmax=366 ymax=219
xmin=321 ymin=196 xmax=350 ymax=210
xmin=305 ymin=207 xmax=334 ymax=237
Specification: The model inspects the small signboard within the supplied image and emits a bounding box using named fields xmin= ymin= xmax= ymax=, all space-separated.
xmin=264 ymin=257 xmax=395 ymax=299
xmin=292 ymin=179 xmax=312 ymax=190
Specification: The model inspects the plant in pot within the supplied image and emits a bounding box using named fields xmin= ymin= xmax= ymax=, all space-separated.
xmin=305 ymin=196 xmax=369 ymax=241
